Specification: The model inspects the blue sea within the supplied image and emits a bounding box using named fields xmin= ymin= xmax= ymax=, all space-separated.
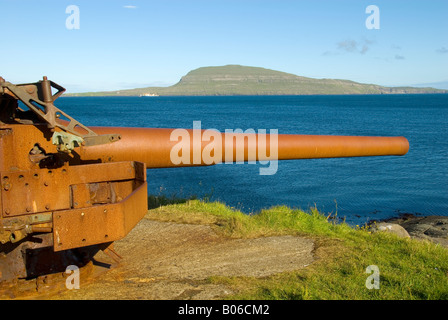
xmin=57 ymin=94 xmax=448 ymax=225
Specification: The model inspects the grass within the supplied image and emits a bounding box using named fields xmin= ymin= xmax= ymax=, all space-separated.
xmin=147 ymin=199 xmax=448 ymax=300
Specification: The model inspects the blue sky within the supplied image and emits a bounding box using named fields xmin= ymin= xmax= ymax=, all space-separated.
xmin=1 ymin=0 xmax=447 ymax=92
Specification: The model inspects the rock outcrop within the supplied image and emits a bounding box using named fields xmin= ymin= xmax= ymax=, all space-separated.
xmin=373 ymin=214 xmax=448 ymax=247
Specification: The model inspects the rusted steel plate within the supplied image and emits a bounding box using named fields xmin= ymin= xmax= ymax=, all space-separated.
xmin=1 ymin=168 xmax=70 ymax=217
xmin=0 ymin=128 xmax=13 ymax=173
xmin=53 ymin=181 xmax=147 ymax=252
xmin=53 ymin=204 xmax=122 ymax=252
xmin=68 ymin=161 xmax=139 ymax=185
xmin=121 ymin=180 xmax=148 ymax=232
xmin=0 ymin=124 xmax=57 ymax=172
xmin=108 ymin=181 xmax=134 ymax=203
xmin=70 ymin=183 xmax=92 ymax=209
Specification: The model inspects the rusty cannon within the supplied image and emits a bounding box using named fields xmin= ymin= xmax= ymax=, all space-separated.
xmin=0 ymin=77 xmax=409 ymax=289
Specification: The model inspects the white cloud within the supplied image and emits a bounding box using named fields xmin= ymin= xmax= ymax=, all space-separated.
xmin=123 ymin=5 xmax=137 ymax=9
xmin=337 ymin=40 xmax=358 ymax=53
xmin=335 ymin=38 xmax=375 ymax=55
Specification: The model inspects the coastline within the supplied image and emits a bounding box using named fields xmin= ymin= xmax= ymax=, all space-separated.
xmin=373 ymin=214 xmax=448 ymax=247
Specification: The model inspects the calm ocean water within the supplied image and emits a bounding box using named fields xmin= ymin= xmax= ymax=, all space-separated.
xmin=57 ymin=94 xmax=448 ymax=225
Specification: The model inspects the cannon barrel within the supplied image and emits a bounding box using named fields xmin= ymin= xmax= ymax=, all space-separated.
xmin=77 ymin=127 xmax=409 ymax=167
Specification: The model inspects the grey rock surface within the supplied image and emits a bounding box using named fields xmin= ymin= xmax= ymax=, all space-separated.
xmin=370 ymin=222 xmax=410 ymax=238
xmin=379 ymin=215 xmax=448 ymax=247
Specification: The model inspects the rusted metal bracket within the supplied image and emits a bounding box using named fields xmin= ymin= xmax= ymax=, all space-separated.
xmin=0 ymin=213 xmax=52 ymax=244
xmin=102 ymin=244 xmax=123 ymax=263
xmin=0 ymin=76 xmax=121 ymax=151
xmin=52 ymin=131 xmax=84 ymax=153
xmin=1 ymin=77 xmax=96 ymax=136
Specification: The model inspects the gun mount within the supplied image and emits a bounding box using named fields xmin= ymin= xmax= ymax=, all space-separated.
xmin=0 ymin=77 xmax=409 ymax=291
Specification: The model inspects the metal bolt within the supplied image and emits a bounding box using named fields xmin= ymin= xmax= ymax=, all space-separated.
xmin=81 ymin=212 xmax=85 ymax=217
xmin=2 ymin=176 xmax=10 ymax=191
xmin=25 ymin=86 xmax=35 ymax=94
xmin=44 ymin=181 xmax=49 ymax=186
xmin=4 ymin=209 xmax=10 ymax=215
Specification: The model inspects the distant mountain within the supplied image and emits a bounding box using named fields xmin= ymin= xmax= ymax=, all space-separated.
xmin=66 ymin=65 xmax=447 ymax=96
xmin=412 ymin=80 xmax=448 ymax=90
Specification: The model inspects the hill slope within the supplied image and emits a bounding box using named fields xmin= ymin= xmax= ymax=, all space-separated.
xmin=67 ymin=65 xmax=447 ymax=96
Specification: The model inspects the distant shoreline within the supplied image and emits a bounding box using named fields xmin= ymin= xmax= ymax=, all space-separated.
xmin=63 ymin=92 xmax=448 ymax=97
xmin=63 ymin=65 xmax=448 ymax=97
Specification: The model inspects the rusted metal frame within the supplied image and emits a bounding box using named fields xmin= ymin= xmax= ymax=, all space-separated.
xmin=0 ymin=160 xmax=147 ymax=283
xmin=52 ymin=180 xmax=147 ymax=252
xmin=51 ymin=161 xmax=147 ymax=251
xmin=0 ymin=79 xmax=98 ymax=138
xmin=0 ymin=161 xmax=145 ymax=246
